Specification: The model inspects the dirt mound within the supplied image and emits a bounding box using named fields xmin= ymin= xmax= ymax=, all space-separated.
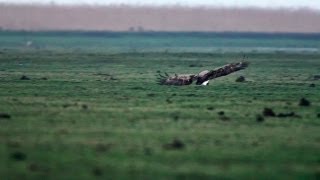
xmin=20 ymin=75 xmax=30 ymax=80
xmin=263 ymin=108 xmax=276 ymax=117
xmin=10 ymin=151 xmax=26 ymax=161
xmin=235 ymin=76 xmax=246 ymax=82
xmin=299 ymin=98 xmax=311 ymax=106
xmin=163 ymin=139 xmax=185 ymax=150
xmin=312 ymin=75 xmax=320 ymax=80
xmin=277 ymin=112 xmax=298 ymax=118
xmin=0 ymin=113 xmax=11 ymax=119
xmin=256 ymin=115 xmax=265 ymax=122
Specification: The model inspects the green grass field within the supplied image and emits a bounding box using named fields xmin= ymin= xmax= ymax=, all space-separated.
xmin=0 ymin=32 xmax=320 ymax=179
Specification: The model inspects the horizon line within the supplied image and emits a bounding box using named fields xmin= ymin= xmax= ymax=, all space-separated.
xmin=0 ymin=2 xmax=320 ymax=11
xmin=2 ymin=30 xmax=320 ymax=35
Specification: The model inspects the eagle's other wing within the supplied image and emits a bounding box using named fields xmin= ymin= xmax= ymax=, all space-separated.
xmin=195 ymin=61 xmax=249 ymax=85
xmin=157 ymin=73 xmax=196 ymax=86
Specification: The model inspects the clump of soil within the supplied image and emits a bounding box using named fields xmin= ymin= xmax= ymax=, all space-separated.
xmin=256 ymin=115 xmax=265 ymax=122
xmin=28 ymin=163 xmax=50 ymax=173
xmin=217 ymin=111 xmax=230 ymax=121
xmin=92 ymin=167 xmax=103 ymax=176
xmin=186 ymin=94 xmax=196 ymax=97
xmin=10 ymin=151 xmax=27 ymax=161
xmin=312 ymin=75 xmax=320 ymax=80
xmin=144 ymin=147 xmax=152 ymax=156
xmin=263 ymin=108 xmax=276 ymax=117
xmin=299 ymin=98 xmax=311 ymax=107
xmin=277 ymin=112 xmax=297 ymax=118
xmin=262 ymin=108 xmax=300 ymax=119
xmin=207 ymin=106 xmax=214 ymax=111
xmin=0 ymin=113 xmax=11 ymax=119
xmin=218 ymin=111 xmax=225 ymax=116
xmin=235 ymin=76 xmax=246 ymax=82
xmin=95 ymin=143 xmax=112 ymax=153
xmin=28 ymin=163 xmax=39 ymax=172
xmin=147 ymin=93 xmax=156 ymax=97
xmin=163 ymin=139 xmax=185 ymax=150
xmin=82 ymin=104 xmax=88 ymax=110
xmin=220 ymin=116 xmax=231 ymax=121
xmin=20 ymin=75 xmax=30 ymax=80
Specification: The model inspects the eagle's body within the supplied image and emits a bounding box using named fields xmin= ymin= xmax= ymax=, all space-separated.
xmin=158 ymin=61 xmax=249 ymax=86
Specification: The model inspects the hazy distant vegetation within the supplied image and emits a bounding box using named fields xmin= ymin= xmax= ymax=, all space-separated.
xmin=1 ymin=4 xmax=320 ymax=32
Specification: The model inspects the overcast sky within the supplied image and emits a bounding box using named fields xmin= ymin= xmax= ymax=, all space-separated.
xmin=1 ymin=0 xmax=320 ymax=10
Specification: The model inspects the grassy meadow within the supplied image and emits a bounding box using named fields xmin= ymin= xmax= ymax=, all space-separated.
xmin=0 ymin=31 xmax=320 ymax=179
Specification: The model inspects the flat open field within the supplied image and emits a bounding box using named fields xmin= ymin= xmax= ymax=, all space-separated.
xmin=0 ymin=32 xmax=320 ymax=179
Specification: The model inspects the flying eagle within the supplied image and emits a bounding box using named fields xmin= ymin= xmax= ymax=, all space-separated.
xmin=157 ymin=61 xmax=249 ymax=86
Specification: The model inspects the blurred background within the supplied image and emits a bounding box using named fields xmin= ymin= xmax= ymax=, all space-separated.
xmin=1 ymin=0 xmax=320 ymax=32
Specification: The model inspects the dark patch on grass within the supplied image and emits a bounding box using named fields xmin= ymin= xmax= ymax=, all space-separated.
xmin=299 ymin=98 xmax=311 ymax=107
xmin=235 ymin=76 xmax=246 ymax=82
xmin=10 ymin=151 xmax=26 ymax=161
xmin=144 ymin=147 xmax=152 ymax=156
xmin=82 ymin=104 xmax=88 ymax=110
xmin=220 ymin=115 xmax=231 ymax=121
xmin=166 ymin=98 xmax=173 ymax=104
xmin=93 ymin=73 xmax=111 ymax=77
xmin=207 ymin=106 xmax=214 ymax=111
xmin=315 ymin=171 xmax=320 ymax=180
xmin=263 ymin=108 xmax=276 ymax=117
xmin=189 ymin=64 xmax=203 ymax=67
xmin=309 ymin=83 xmax=316 ymax=87
xmin=277 ymin=112 xmax=299 ymax=118
xmin=20 ymin=75 xmax=30 ymax=80
xmin=92 ymin=167 xmax=103 ymax=177
xmin=186 ymin=94 xmax=196 ymax=97
xmin=110 ymin=76 xmax=118 ymax=81
xmin=256 ymin=115 xmax=265 ymax=122
xmin=0 ymin=113 xmax=11 ymax=119
xmin=6 ymin=141 xmax=21 ymax=148
xmin=214 ymin=140 xmax=222 ymax=146
xmin=171 ymin=112 xmax=180 ymax=121
xmin=312 ymin=75 xmax=320 ymax=80
xmin=95 ymin=143 xmax=112 ymax=153
xmin=171 ymin=93 xmax=177 ymax=96
xmin=147 ymin=93 xmax=156 ymax=97
xmin=28 ymin=163 xmax=40 ymax=172
xmin=317 ymin=113 xmax=320 ymax=118
xmin=251 ymin=141 xmax=259 ymax=147
xmin=218 ymin=111 xmax=225 ymax=116
xmin=57 ymin=129 xmax=69 ymax=135
xmin=163 ymin=139 xmax=185 ymax=150
xmin=130 ymin=87 xmax=145 ymax=90
xmin=218 ymin=111 xmax=230 ymax=121
xmin=41 ymin=77 xmax=48 ymax=80
xmin=62 ymin=104 xmax=71 ymax=108
xmin=175 ymin=172 xmax=217 ymax=180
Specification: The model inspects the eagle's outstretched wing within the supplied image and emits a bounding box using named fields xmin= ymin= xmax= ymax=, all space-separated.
xmin=195 ymin=61 xmax=249 ymax=85
xmin=158 ymin=61 xmax=249 ymax=86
